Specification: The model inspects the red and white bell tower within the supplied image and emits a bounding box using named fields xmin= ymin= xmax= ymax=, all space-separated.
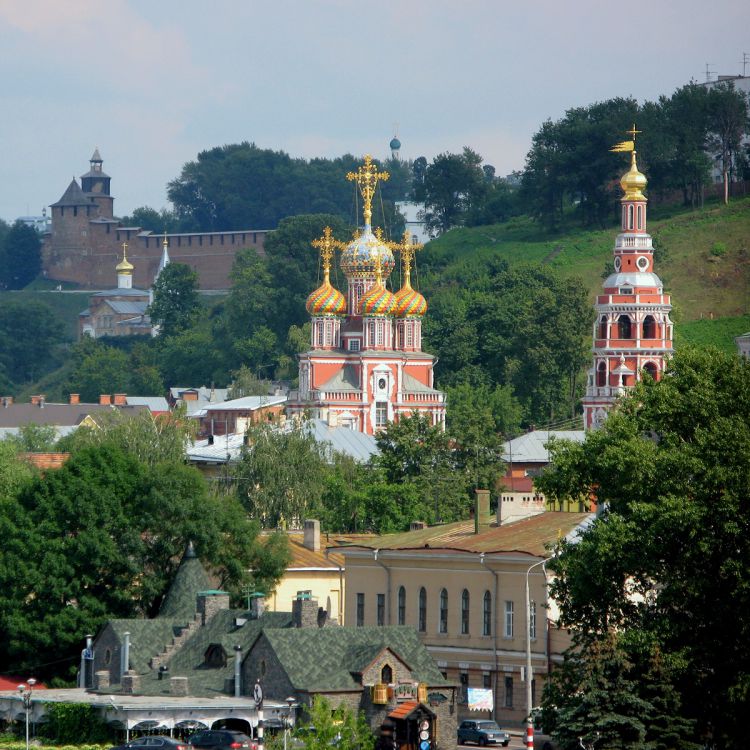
xmin=582 ymin=130 xmax=673 ymax=430
xmin=286 ymin=155 xmax=446 ymax=434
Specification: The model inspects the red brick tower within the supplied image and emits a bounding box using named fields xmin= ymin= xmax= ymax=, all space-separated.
xmin=287 ymin=155 xmax=445 ymax=434
xmin=582 ymin=129 xmax=673 ymax=430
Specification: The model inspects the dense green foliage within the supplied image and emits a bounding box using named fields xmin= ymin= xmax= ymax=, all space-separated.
xmin=0 ymin=419 xmax=289 ymax=680
xmin=0 ymin=220 xmax=42 ymax=289
xmin=39 ymin=703 xmax=111 ymax=744
xmin=537 ymin=347 xmax=750 ymax=749
xmin=148 ymin=262 xmax=201 ymax=337
xmin=293 ymin=695 xmax=373 ymax=750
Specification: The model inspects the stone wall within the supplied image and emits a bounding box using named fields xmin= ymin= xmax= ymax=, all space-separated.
xmin=242 ymin=633 xmax=296 ymax=700
xmin=91 ymin=623 xmax=123 ymax=685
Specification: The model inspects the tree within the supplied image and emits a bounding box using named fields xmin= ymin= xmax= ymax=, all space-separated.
xmin=118 ymin=205 xmax=181 ymax=233
xmin=537 ymin=347 xmax=750 ymax=749
xmin=227 ymin=365 xmax=272 ymax=398
xmin=148 ymin=262 xmax=201 ymax=337
xmin=0 ymin=220 xmax=42 ymax=289
xmin=421 ymin=148 xmax=489 ymax=234
xmin=0 ymin=442 xmax=289 ymax=679
xmin=65 ymin=338 xmax=132 ymax=402
xmin=7 ymin=423 xmax=58 ymax=452
xmin=294 ymin=695 xmax=373 ymax=750
xmin=707 ymin=81 xmax=749 ymax=204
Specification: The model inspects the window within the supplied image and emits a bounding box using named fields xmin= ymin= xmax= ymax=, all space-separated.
xmin=439 ymin=588 xmax=448 ymax=633
xmin=504 ymin=676 xmax=513 ymax=708
xmin=483 ymin=590 xmax=492 ymax=636
xmin=356 ymin=593 xmax=365 ymax=626
xmin=627 ymin=204 xmax=634 ymax=230
xmin=398 ymin=586 xmax=406 ymax=625
xmin=618 ymin=314 xmax=632 ymax=339
xmin=405 ymin=323 xmax=414 ymax=348
xmin=504 ymin=601 xmax=514 ymax=638
xmin=643 ymin=362 xmax=658 ymax=381
xmin=461 ymin=589 xmax=470 ymax=635
xmin=381 ymin=664 xmax=393 ymax=684
xmin=368 ymin=321 xmax=375 ymax=345
xmin=377 ymin=593 xmax=385 ymax=626
xmin=375 ymin=402 xmax=388 ymax=428
xmin=376 ymin=322 xmax=384 ymax=346
xmin=642 ymin=315 xmax=656 ymax=339
xmin=483 ymin=673 xmax=492 ymax=689
xmin=349 ymin=338 xmax=360 ymax=352
xmin=637 ymin=205 xmax=643 ymax=229
xmin=531 ymin=678 xmax=537 ymax=707
xmin=530 ymin=601 xmax=537 ymax=640
xmin=460 ymin=672 xmax=469 ymax=704
xmin=596 ymin=361 xmax=607 ymax=388
xmin=418 ymin=587 xmax=427 ymax=632
xmin=597 ymin=315 xmax=607 ymax=339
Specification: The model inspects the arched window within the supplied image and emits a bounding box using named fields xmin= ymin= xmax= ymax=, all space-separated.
xmin=418 ymin=587 xmax=427 ymax=633
xmin=597 ymin=315 xmax=607 ymax=339
xmin=381 ymin=664 xmax=393 ymax=685
xmin=398 ymin=586 xmax=406 ymax=625
xmin=643 ymin=362 xmax=658 ymax=381
xmin=596 ymin=361 xmax=607 ymax=388
xmin=627 ymin=204 xmax=634 ymax=230
xmin=483 ymin=591 xmax=492 ymax=636
xmin=439 ymin=588 xmax=448 ymax=633
xmin=618 ymin=314 xmax=632 ymax=339
xmin=637 ymin=205 xmax=643 ymax=229
xmin=642 ymin=315 xmax=656 ymax=339
xmin=461 ymin=589 xmax=470 ymax=635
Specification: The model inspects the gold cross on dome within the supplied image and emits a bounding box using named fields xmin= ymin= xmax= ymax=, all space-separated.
xmin=626 ymin=123 xmax=641 ymax=142
xmin=347 ymin=155 xmax=390 ymax=227
xmin=311 ymin=226 xmax=344 ymax=273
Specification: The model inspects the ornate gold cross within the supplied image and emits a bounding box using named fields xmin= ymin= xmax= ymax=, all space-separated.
xmin=347 ymin=155 xmax=389 ymax=227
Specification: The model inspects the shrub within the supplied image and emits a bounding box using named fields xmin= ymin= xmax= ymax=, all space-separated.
xmin=38 ymin=703 xmax=111 ymax=745
xmin=711 ymin=241 xmax=727 ymax=257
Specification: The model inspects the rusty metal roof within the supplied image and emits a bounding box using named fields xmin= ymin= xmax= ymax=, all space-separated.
xmin=331 ymin=512 xmax=592 ymax=558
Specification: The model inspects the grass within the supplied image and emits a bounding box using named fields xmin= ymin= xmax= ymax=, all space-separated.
xmin=0 ymin=288 xmax=89 ymax=339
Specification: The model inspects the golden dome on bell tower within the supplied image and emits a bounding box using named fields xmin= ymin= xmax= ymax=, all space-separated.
xmin=620 ymin=151 xmax=648 ymax=201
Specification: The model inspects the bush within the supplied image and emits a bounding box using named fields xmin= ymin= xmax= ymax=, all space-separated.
xmin=711 ymin=241 xmax=727 ymax=257
xmin=38 ymin=703 xmax=111 ymax=745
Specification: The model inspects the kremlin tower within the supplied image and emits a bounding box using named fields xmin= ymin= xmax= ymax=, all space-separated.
xmin=581 ymin=128 xmax=674 ymax=430
xmin=286 ymin=155 xmax=445 ymax=434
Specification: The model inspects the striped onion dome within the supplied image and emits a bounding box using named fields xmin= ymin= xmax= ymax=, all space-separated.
xmin=306 ymin=276 xmax=346 ymax=316
xmin=360 ymin=281 xmax=397 ymax=317
xmin=394 ymin=283 xmax=427 ymax=318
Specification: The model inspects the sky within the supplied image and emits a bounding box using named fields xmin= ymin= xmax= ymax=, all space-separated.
xmin=0 ymin=0 xmax=748 ymax=221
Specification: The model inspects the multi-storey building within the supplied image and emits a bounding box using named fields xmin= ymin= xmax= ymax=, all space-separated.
xmin=582 ymin=136 xmax=674 ymax=430
xmin=287 ymin=155 xmax=445 ymax=434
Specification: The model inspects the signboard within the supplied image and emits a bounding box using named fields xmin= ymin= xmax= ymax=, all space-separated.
xmin=253 ymin=682 xmax=263 ymax=708
xmin=394 ymin=682 xmax=418 ymax=702
xmin=467 ymin=687 xmax=493 ymax=712
xmin=427 ymin=692 xmax=447 ymax=706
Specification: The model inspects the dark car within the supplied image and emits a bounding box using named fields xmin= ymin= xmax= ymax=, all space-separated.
xmin=457 ymin=720 xmax=511 ymax=746
xmin=110 ymin=737 xmax=188 ymax=750
xmin=188 ymin=730 xmax=256 ymax=750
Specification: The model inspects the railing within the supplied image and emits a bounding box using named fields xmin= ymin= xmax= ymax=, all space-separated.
xmin=615 ymin=235 xmax=652 ymax=249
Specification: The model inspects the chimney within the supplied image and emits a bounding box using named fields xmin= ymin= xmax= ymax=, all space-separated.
xmin=100 ymin=394 xmax=112 ymax=405
xmin=113 ymin=393 xmax=127 ymax=406
xmin=250 ymin=594 xmax=266 ymax=619
xmin=303 ymin=519 xmax=321 ymax=552
xmin=69 ymin=393 xmax=80 ymax=405
xmin=474 ymin=489 xmax=491 ymax=534
xmin=292 ymin=592 xmax=318 ymax=628
xmin=410 ymin=521 xmax=427 ymax=531
xmin=207 ymin=434 xmax=214 ymax=445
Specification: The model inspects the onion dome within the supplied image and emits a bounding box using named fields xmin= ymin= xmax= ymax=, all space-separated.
xmin=390 ymin=136 xmax=401 ymax=151
xmin=306 ymin=272 xmax=346 ymax=316
xmin=394 ymin=282 xmax=427 ymax=318
xmin=116 ymin=243 xmax=134 ymax=274
xmin=361 ymin=281 xmax=397 ymax=317
xmin=340 ymin=227 xmax=395 ymax=278
xmin=620 ymin=151 xmax=647 ymax=201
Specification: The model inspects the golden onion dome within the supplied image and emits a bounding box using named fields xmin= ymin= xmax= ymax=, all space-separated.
xmin=620 ymin=151 xmax=647 ymax=201
xmin=394 ymin=282 xmax=427 ymax=318
xmin=116 ymin=242 xmax=134 ymax=273
xmin=360 ymin=279 xmax=397 ymax=317
xmin=306 ymin=274 xmax=346 ymax=317
xmin=340 ymin=227 xmax=395 ymax=278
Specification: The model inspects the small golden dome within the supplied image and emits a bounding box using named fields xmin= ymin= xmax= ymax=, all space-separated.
xmin=116 ymin=243 xmax=134 ymax=273
xmin=620 ymin=151 xmax=647 ymax=201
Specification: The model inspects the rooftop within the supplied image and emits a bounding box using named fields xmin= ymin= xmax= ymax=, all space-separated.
xmin=502 ymin=429 xmax=585 ymax=464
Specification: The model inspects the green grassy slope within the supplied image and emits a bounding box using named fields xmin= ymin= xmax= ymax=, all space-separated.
xmin=0 ymin=289 xmax=89 ymax=339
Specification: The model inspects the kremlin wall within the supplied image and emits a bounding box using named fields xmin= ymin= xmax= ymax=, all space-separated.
xmin=42 ymin=150 xmax=267 ymax=290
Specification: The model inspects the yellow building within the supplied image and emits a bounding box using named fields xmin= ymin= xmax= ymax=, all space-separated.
xmin=332 ymin=494 xmax=592 ymax=726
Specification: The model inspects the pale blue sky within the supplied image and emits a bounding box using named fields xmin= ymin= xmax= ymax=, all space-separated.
xmin=0 ymin=0 xmax=748 ymax=221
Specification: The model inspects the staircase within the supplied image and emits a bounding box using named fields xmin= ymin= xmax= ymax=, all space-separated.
xmin=149 ymin=615 xmax=201 ymax=670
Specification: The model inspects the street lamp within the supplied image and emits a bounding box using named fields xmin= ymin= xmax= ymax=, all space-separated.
xmin=283 ymin=697 xmax=296 ymax=750
xmin=17 ymin=679 xmax=36 ymax=750
xmin=525 ymin=556 xmax=555 ymax=750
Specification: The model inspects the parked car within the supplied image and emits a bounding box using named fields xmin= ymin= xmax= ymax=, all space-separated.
xmin=188 ymin=730 xmax=256 ymax=750
xmin=457 ymin=720 xmax=511 ymax=746
xmin=110 ymin=737 xmax=188 ymax=750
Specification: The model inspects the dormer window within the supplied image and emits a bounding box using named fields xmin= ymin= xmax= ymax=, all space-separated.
xmin=619 ymin=287 xmax=633 ymax=295
xmin=204 ymin=644 xmax=227 ymax=668
xmin=381 ymin=664 xmax=393 ymax=685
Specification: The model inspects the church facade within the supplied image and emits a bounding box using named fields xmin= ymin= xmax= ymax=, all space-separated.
xmin=286 ymin=156 xmax=446 ymax=434
xmin=581 ymin=133 xmax=674 ymax=429
xmin=43 ymin=150 xmax=268 ymax=290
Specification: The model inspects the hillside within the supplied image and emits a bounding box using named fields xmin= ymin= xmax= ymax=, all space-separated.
xmin=422 ymin=195 xmax=750 ymax=324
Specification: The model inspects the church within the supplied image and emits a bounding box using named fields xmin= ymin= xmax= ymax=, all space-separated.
xmin=286 ymin=156 xmax=446 ymax=434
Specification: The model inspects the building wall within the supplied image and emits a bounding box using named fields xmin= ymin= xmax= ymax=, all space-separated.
xmin=342 ymin=550 xmax=565 ymax=725
xmin=266 ymin=570 xmax=344 ymax=625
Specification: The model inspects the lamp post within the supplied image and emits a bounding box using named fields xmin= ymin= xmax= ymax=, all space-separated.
xmin=525 ymin=557 xmax=554 ymax=750
xmin=17 ymin=679 xmax=36 ymax=750
xmin=283 ymin=696 xmax=296 ymax=750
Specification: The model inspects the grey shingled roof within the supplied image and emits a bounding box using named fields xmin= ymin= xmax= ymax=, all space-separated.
xmin=501 ymin=430 xmax=585 ymax=464
xmin=158 ymin=545 xmax=213 ymax=620
xmin=108 ymin=300 xmax=148 ymax=315
xmin=107 ymin=619 xmax=186 ymax=673
xmin=51 ymin=179 xmax=91 ymax=207
xmin=261 ymin=625 xmax=450 ymax=692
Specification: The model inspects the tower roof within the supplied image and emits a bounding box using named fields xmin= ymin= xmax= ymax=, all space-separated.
xmin=158 ymin=542 xmax=213 ymax=619
xmin=50 ymin=179 xmax=90 ymax=208
xmin=91 ymin=148 xmax=102 ymax=162
xmin=116 ymin=243 xmax=134 ymax=274
xmin=306 ymin=278 xmax=346 ymax=316
xmin=394 ymin=285 xmax=427 ymax=318
xmin=620 ymin=151 xmax=647 ymax=201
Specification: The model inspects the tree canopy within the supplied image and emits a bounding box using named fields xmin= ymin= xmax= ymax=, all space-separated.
xmin=537 ymin=347 xmax=750 ymax=749
xmin=0 ymin=220 xmax=42 ymax=289
xmin=148 ymin=262 xmax=201 ymax=337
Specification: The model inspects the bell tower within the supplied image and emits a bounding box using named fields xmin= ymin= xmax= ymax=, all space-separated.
xmin=80 ymin=148 xmax=113 ymax=218
xmin=581 ymin=127 xmax=674 ymax=430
